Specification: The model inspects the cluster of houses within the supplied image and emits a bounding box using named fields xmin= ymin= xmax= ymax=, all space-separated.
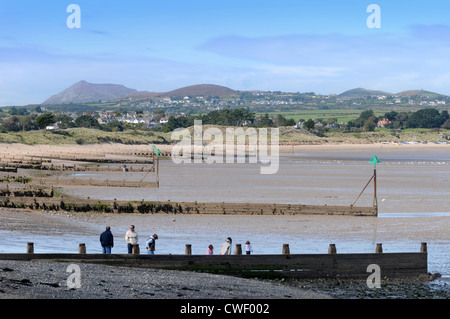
xmin=43 ymin=111 xmax=176 ymax=130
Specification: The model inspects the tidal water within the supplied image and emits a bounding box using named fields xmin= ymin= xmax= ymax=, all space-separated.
xmin=0 ymin=147 xmax=448 ymax=277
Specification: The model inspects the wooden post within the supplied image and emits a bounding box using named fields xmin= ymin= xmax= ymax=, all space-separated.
xmin=328 ymin=244 xmax=337 ymax=254
xmin=79 ymin=243 xmax=86 ymax=254
xmin=234 ymin=244 xmax=242 ymax=255
xmin=375 ymin=243 xmax=383 ymax=254
xmin=132 ymin=244 xmax=140 ymax=255
xmin=185 ymin=244 xmax=192 ymax=255
xmin=282 ymin=244 xmax=290 ymax=255
xmin=27 ymin=242 xmax=34 ymax=254
xmin=421 ymin=242 xmax=427 ymax=253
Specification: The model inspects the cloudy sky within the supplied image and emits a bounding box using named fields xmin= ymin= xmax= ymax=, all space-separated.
xmin=1 ymin=0 xmax=450 ymax=105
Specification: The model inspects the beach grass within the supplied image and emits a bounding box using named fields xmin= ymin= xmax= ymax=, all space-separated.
xmin=0 ymin=127 xmax=447 ymax=145
xmin=0 ymin=128 xmax=170 ymax=145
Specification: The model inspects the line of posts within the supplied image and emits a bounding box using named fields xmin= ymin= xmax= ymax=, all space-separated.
xmin=25 ymin=242 xmax=428 ymax=255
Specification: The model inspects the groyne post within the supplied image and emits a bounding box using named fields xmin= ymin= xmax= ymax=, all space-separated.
xmin=282 ymin=244 xmax=290 ymax=255
xmin=27 ymin=242 xmax=34 ymax=254
xmin=376 ymin=243 xmax=383 ymax=254
xmin=132 ymin=244 xmax=140 ymax=255
xmin=234 ymin=244 xmax=242 ymax=255
xmin=328 ymin=244 xmax=337 ymax=254
xmin=185 ymin=244 xmax=192 ymax=255
xmin=79 ymin=243 xmax=86 ymax=254
xmin=421 ymin=242 xmax=427 ymax=253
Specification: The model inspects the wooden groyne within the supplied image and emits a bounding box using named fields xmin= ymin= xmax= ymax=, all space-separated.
xmin=30 ymin=177 xmax=158 ymax=188
xmin=0 ymin=197 xmax=377 ymax=216
xmin=0 ymin=243 xmax=428 ymax=279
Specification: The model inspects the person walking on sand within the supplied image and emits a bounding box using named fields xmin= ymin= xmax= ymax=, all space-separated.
xmin=125 ymin=225 xmax=139 ymax=254
xmin=145 ymin=234 xmax=158 ymax=254
xmin=207 ymin=244 xmax=214 ymax=255
xmin=245 ymin=241 xmax=253 ymax=255
xmin=220 ymin=237 xmax=232 ymax=255
xmin=100 ymin=226 xmax=114 ymax=254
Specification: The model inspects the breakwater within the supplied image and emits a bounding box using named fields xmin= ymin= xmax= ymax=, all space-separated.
xmin=0 ymin=242 xmax=428 ymax=279
xmin=0 ymin=196 xmax=377 ymax=216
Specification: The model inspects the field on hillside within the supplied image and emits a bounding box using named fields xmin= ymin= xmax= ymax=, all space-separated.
xmin=256 ymin=109 xmax=385 ymax=123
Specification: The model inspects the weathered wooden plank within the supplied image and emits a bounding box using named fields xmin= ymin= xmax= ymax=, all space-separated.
xmin=0 ymin=252 xmax=427 ymax=279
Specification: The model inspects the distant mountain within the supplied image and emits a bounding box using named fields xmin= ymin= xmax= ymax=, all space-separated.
xmin=119 ymin=84 xmax=238 ymax=101
xmin=43 ymin=80 xmax=138 ymax=104
xmin=395 ymin=89 xmax=445 ymax=98
xmin=161 ymin=84 xmax=238 ymax=98
xmin=337 ymin=88 xmax=393 ymax=100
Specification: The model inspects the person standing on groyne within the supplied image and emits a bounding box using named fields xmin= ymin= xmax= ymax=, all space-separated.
xmin=125 ymin=225 xmax=139 ymax=254
xmin=245 ymin=241 xmax=253 ymax=255
xmin=220 ymin=237 xmax=232 ymax=255
xmin=100 ymin=226 xmax=114 ymax=254
xmin=145 ymin=234 xmax=158 ymax=254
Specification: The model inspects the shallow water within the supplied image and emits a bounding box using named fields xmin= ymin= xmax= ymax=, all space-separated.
xmin=1 ymin=148 xmax=448 ymax=278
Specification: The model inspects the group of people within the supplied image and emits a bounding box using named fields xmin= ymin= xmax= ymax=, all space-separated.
xmin=100 ymin=225 xmax=158 ymax=254
xmin=100 ymin=226 xmax=254 ymax=255
xmin=210 ymin=237 xmax=253 ymax=255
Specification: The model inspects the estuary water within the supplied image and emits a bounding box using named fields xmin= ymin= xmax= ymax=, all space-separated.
xmin=0 ymin=146 xmax=449 ymax=277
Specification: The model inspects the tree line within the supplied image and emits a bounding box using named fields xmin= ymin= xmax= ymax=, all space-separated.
xmin=0 ymin=112 xmax=128 ymax=133
xmin=346 ymin=109 xmax=449 ymax=131
xmin=0 ymin=107 xmax=448 ymax=134
xmin=159 ymin=108 xmax=296 ymax=132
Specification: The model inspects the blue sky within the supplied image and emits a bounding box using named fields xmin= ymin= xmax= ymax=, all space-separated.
xmin=1 ymin=0 xmax=450 ymax=105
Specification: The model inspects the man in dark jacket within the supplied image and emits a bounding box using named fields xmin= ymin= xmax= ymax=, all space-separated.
xmin=100 ymin=226 xmax=114 ymax=254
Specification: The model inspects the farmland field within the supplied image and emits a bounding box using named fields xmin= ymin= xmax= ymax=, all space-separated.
xmin=256 ymin=109 xmax=385 ymax=123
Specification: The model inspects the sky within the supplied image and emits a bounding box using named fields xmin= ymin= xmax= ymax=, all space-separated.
xmin=1 ymin=0 xmax=450 ymax=106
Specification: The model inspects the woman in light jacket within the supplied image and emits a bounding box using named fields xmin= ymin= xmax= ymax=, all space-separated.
xmin=125 ymin=225 xmax=139 ymax=254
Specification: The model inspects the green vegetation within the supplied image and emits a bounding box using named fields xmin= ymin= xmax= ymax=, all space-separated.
xmin=0 ymin=128 xmax=168 ymax=145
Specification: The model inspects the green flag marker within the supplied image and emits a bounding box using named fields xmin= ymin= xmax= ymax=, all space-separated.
xmin=155 ymin=148 xmax=162 ymax=157
xmin=369 ymin=156 xmax=381 ymax=169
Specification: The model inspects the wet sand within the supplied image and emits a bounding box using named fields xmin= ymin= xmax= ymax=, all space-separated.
xmin=0 ymin=142 xmax=448 ymax=299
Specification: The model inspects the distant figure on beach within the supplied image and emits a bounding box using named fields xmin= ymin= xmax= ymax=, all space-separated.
xmin=125 ymin=225 xmax=139 ymax=254
xmin=100 ymin=226 xmax=114 ymax=254
xmin=245 ymin=241 xmax=253 ymax=255
xmin=145 ymin=234 xmax=158 ymax=254
xmin=207 ymin=244 xmax=214 ymax=255
xmin=220 ymin=237 xmax=232 ymax=255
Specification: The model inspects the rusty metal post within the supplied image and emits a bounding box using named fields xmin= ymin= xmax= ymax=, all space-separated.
xmin=373 ymin=168 xmax=378 ymax=209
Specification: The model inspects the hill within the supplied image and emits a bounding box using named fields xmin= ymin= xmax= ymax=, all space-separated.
xmin=43 ymin=80 xmax=138 ymax=104
xmin=160 ymin=84 xmax=238 ymax=98
xmin=337 ymin=88 xmax=393 ymax=100
xmin=119 ymin=84 xmax=238 ymax=101
xmin=395 ymin=89 xmax=445 ymax=98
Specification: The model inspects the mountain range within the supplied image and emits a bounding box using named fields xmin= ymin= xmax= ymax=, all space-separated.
xmin=41 ymin=81 xmax=448 ymax=105
xmin=43 ymin=81 xmax=138 ymax=104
